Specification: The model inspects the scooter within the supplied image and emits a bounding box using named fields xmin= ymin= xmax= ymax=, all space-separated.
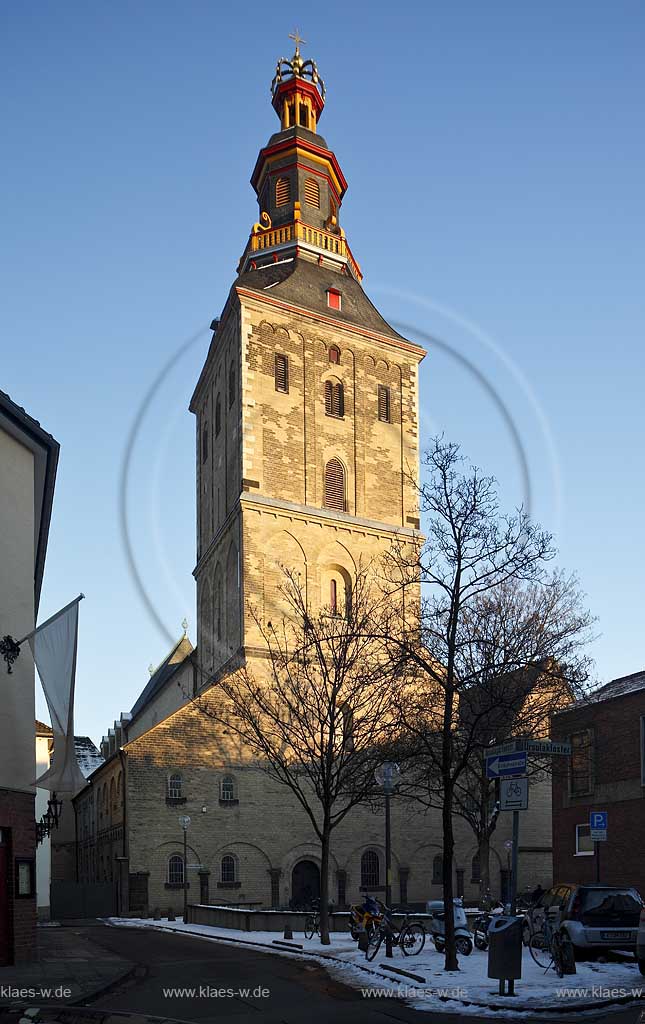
xmin=349 ymin=894 xmax=384 ymax=941
xmin=472 ymin=899 xmax=504 ymax=951
xmin=426 ymin=898 xmax=473 ymax=956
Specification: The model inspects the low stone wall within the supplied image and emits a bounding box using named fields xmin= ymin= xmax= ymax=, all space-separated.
xmin=186 ymin=903 xmax=351 ymax=932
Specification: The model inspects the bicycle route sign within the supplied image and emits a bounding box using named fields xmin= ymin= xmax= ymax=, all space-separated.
xmin=485 ymin=750 xmax=528 ymax=778
xmin=500 ymin=777 xmax=529 ymax=810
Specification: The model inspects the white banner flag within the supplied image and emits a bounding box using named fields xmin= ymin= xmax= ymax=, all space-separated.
xmin=27 ymin=595 xmax=86 ymax=794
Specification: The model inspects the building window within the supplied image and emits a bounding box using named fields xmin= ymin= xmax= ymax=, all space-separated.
xmin=570 ymin=730 xmax=593 ymax=796
xmin=324 ymin=458 xmax=346 ymax=512
xmin=167 ymin=773 xmax=182 ymax=800
xmin=378 ymin=385 xmax=391 ymax=423
xmin=575 ymin=824 xmax=594 ymax=856
xmin=299 ymin=103 xmax=309 ymax=128
xmin=228 ymin=362 xmax=235 ymax=408
xmin=220 ymin=775 xmax=236 ymax=803
xmin=471 ymin=854 xmax=481 ymax=883
xmin=330 ymin=578 xmax=338 ymax=615
xmin=361 ymin=850 xmax=380 ymax=889
xmin=304 ymin=177 xmax=320 ymax=208
xmin=167 ymin=854 xmax=184 ymax=886
xmin=326 ymin=289 xmax=341 ymax=311
xmin=221 ymin=855 xmax=236 ymax=883
xmin=275 ymin=353 xmax=289 ymax=393
xmin=432 ymin=854 xmax=444 ymax=884
xmin=201 ymin=422 xmax=208 ymax=463
xmin=215 ymin=395 xmax=222 ymax=437
xmin=15 ymin=859 xmax=35 ymax=898
xmin=641 ymin=716 xmax=645 ymax=786
xmin=328 ymin=345 xmax=340 ymax=364
xmin=275 ymin=177 xmax=290 ymax=207
xmin=324 ymin=379 xmax=344 ymax=418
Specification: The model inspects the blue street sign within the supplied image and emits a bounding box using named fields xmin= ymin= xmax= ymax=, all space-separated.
xmin=486 ymin=751 xmax=528 ymax=779
xmin=590 ymin=810 xmax=607 ymax=841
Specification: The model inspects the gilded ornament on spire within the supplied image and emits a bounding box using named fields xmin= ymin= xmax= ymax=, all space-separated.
xmin=271 ymin=30 xmax=326 ymax=100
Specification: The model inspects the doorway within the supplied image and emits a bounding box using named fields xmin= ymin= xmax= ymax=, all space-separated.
xmin=291 ymin=859 xmax=320 ymax=909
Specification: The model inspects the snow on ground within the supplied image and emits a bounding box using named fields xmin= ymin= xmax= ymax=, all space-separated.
xmin=105 ymin=917 xmax=645 ymax=1016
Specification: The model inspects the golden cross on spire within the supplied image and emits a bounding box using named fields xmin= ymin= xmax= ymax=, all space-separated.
xmin=289 ymin=28 xmax=306 ymax=50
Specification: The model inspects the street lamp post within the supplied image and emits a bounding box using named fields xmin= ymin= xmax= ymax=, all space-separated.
xmin=374 ymin=762 xmax=400 ymax=958
xmin=179 ymin=815 xmax=191 ymax=922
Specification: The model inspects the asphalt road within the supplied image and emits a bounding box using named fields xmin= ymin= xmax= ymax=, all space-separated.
xmin=79 ymin=924 xmax=644 ymax=1024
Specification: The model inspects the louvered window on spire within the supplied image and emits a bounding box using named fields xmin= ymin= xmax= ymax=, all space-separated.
xmin=378 ymin=385 xmax=391 ymax=423
xmin=275 ymin=353 xmax=289 ymax=393
xmin=304 ymin=177 xmax=320 ymax=208
xmin=324 ymin=458 xmax=346 ymax=512
xmin=325 ymin=379 xmax=344 ymax=418
xmin=275 ymin=177 xmax=290 ymax=207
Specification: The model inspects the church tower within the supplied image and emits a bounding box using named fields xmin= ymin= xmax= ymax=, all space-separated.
xmin=190 ymin=41 xmax=426 ymax=681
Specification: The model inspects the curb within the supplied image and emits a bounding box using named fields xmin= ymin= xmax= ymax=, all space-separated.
xmin=104 ymin=921 xmax=645 ymax=1016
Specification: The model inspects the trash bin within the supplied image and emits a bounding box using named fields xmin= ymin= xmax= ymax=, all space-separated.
xmin=487 ymin=915 xmax=523 ymax=982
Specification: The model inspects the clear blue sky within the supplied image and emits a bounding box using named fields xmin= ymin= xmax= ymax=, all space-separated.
xmin=2 ymin=1 xmax=643 ymax=743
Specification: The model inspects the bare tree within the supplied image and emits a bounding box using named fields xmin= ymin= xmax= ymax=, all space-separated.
xmin=196 ymin=566 xmax=403 ymax=944
xmin=384 ymin=438 xmax=594 ymax=970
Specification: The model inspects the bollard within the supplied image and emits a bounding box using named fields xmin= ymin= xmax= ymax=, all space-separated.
xmin=284 ymin=924 xmax=293 ymax=940
xmin=167 ymin=907 xmax=176 ymax=921
xmin=153 ymin=907 xmax=161 ymax=921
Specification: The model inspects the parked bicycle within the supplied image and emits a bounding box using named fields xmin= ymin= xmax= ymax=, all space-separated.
xmin=366 ymin=907 xmax=426 ymax=961
xmin=304 ymin=898 xmax=321 ymax=940
xmin=528 ymin=908 xmax=575 ymax=977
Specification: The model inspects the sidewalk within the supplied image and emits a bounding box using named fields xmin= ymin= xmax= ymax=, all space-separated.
xmin=0 ymin=924 xmax=134 ymax=1008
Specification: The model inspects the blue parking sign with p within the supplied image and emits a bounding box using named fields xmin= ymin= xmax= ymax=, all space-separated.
xmin=590 ymin=811 xmax=607 ymax=830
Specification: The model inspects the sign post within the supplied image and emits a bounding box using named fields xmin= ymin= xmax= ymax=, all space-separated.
xmin=590 ymin=811 xmax=607 ymax=883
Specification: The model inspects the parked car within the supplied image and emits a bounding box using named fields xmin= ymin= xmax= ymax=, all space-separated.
xmin=524 ymin=884 xmax=643 ymax=957
xmin=637 ymin=904 xmax=645 ymax=975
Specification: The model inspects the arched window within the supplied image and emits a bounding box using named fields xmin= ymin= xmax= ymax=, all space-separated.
xmin=220 ymin=775 xmax=236 ymax=802
xmin=324 ymin=458 xmax=346 ymax=512
xmin=167 ymin=773 xmax=182 ymax=800
xmin=325 ymin=379 xmax=344 ymax=417
xmin=328 ymin=345 xmax=340 ymax=364
xmin=304 ymin=177 xmax=320 ymax=208
xmin=471 ymin=854 xmax=481 ymax=883
xmin=275 ymin=177 xmax=290 ymax=207
xmin=432 ymin=853 xmax=444 ymax=884
xmin=167 ymin=854 xmax=184 ymax=886
xmin=228 ymin=362 xmax=236 ymax=408
xmin=361 ymin=850 xmax=380 ymax=889
xmin=221 ymin=854 xmax=236 ymax=883
xmin=215 ymin=395 xmax=222 ymax=437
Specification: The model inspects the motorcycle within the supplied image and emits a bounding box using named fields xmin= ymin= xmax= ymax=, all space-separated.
xmin=426 ymin=898 xmax=473 ymax=956
xmin=472 ymin=899 xmax=504 ymax=951
xmin=349 ymin=894 xmax=384 ymax=941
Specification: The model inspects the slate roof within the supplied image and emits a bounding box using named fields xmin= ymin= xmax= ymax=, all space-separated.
xmin=129 ymin=636 xmax=194 ymax=722
xmin=591 ymin=670 xmax=645 ymax=703
xmin=75 ymin=736 xmax=104 ymax=779
xmin=234 ymin=258 xmax=418 ymax=346
xmin=35 ymin=719 xmax=53 ymax=736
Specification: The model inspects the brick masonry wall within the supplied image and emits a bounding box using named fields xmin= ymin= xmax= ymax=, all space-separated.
xmin=551 ymin=688 xmax=645 ymax=893
xmin=0 ymin=789 xmax=37 ymax=962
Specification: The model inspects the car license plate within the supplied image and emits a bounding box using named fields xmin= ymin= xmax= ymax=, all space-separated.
xmin=600 ymin=931 xmax=630 ymax=940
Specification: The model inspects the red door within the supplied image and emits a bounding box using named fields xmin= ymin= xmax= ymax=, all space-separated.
xmin=0 ymin=832 xmax=10 ymax=965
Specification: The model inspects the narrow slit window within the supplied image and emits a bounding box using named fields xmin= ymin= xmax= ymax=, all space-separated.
xmin=275 ymin=177 xmax=290 ymax=207
xmin=275 ymin=353 xmax=289 ymax=393
xmin=201 ymin=422 xmax=209 ymax=463
xmin=325 ymin=380 xmax=344 ymax=418
xmin=304 ymin=177 xmax=320 ymax=208
xmin=215 ymin=395 xmax=222 ymax=437
xmin=324 ymin=458 xmax=346 ymax=511
xmin=330 ymin=579 xmax=338 ymax=615
xmin=228 ymin=362 xmax=236 ymax=408
xmin=378 ymin=385 xmax=391 ymax=423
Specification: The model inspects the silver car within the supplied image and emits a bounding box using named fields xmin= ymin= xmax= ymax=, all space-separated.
xmin=525 ymin=884 xmax=643 ymax=956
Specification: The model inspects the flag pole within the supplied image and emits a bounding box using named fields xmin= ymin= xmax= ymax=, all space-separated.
xmin=17 ymin=593 xmax=85 ymax=646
